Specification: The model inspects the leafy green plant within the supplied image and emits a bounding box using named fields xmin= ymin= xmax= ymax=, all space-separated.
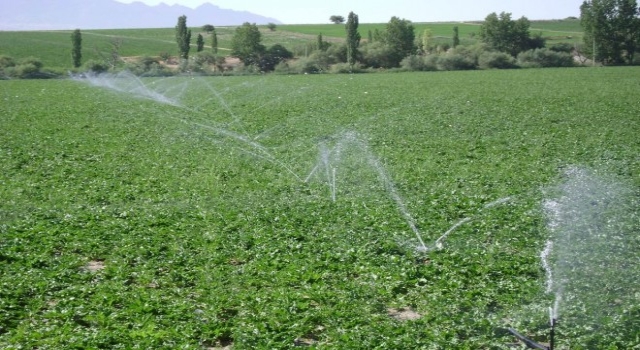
xmin=0 ymin=67 xmax=638 ymax=348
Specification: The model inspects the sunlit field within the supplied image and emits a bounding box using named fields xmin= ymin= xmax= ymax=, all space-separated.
xmin=1 ymin=67 xmax=638 ymax=348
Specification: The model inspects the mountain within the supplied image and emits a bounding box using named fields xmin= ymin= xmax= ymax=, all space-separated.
xmin=0 ymin=0 xmax=282 ymax=31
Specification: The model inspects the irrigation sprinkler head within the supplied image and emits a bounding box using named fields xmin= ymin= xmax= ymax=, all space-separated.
xmin=507 ymin=318 xmax=556 ymax=350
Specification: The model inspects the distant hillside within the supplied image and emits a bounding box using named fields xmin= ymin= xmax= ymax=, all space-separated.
xmin=0 ymin=0 xmax=282 ymax=31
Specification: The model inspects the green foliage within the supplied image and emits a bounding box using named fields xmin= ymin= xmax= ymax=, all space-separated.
xmin=383 ymin=17 xmax=416 ymax=67
xmin=478 ymin=51 xmax=518 ymax=69
xmin=438 ymin=52 xmax=477 ymax=70
xmin=421 ymin=28 xmax=434 ymax=53
xmin=580 ymin=0 xmax=640 ymax=65
xmin=479 ymin=12 xmax=536 ymax=56
xmin=0 ymin=55 xmax=16 ymax=68
xmin=289 ymin=50 xmax=337 ymax=73
xmin=549 ymin=42 xmax=575 ymax=53
xmin=202 ymin=24 xmax=215 ymax=33
xmin=345 ymin=12 xmax=361 ymax=67
xmin=316 ymin=33 xmax=329 ymax=51
xmin=329 ymin=15 xmax=345 ymax=24
xmin=267 ymin=23 xmax=277 ymax=31
xmin=196 ymin=34 xmax=205 ymax=52
xmin=71 ymin=29 xmax=82 ymax=68
xmin=125 ymin=56 xmax=171 ymax=76
xmin=517 ymin=48 xmax=576 ymax=68
xmin=400 ymin=55 xmax=438 ymax=71
xmin=211 ymin=29 xmax=219 ymax=54
xmin=360 ymin=42 xmax=394 ymax=68
xmin=175 ymin=15 xmax=192 ymax=60
xmin=231 ymin=22 xmax=266 ymax=66
xmin=83 ymin=59 xmax=110 ymax=73
xmin=329 ymin=62 xmax=364 ymax=73
xmin=1 ymin=68 xmax=639 ymax=348
xmin=259 ymin=44 xmax=294 ymax=72
xmin=453 ymin=26 xmax=461 ymax=48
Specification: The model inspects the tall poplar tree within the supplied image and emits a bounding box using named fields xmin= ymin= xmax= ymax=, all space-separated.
xmin=71 ymin=29 xmax=82 ymax=68
xmin=211 ymin=29 xmax=218 ymax=54
xmin=196 ymin=34 xmax=204 ymax=52
xmin=453 ymin=26 xmax=460 ymax=48
xmin=345 ymin=11 xmax=361 ymax=68
xmin=175 ymin=15 xmax=192 ymax=60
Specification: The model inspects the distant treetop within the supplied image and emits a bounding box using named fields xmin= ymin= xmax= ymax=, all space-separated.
xmin=330 ymin=15 xmax=345 ymax=24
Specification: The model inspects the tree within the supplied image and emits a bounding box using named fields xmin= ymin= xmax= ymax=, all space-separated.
xmin=259 ymin=44 xmax=293 ymax=71
xmin=384 ymin=17 xmax=416 ymax=66
xmin=345 ymin=12 xmax=361 ymax=67
xmin=267 ymin=23 xmax=277 ymax=31
xmin=317 ymin=33 xmax=329 ymax=51
xmin=368 ymin=30 xmax=373 ymax=43
xmin=211 ymin=29 xmax=218 ymax=54
xmin=202 ymin=24 xmax=215 ymax=33
xmin=175 ymin=15 xmax=192 ymax=60
xmin=231 ymin=22 xmax=266 ymax=66
xmin=453 ymin=26 xmax=460 ymax=48
xmin=330 ymin=15 xmax=345 ymax=24
xmin=479 ymin=12 xmax=534 ymax=56
xmin=421 ymin=28 xmax=434 ymax=53
xmin=71 ymin=29 xmax=82 ymax=68
xmin=196 ymin=33 xmax=205 ymax=52
xmin=581 ymin=0 xmax=640 ymax=64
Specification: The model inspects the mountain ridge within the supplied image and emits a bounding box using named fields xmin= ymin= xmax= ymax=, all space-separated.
xmin=0 ymin=0 xmax=282 ymax=31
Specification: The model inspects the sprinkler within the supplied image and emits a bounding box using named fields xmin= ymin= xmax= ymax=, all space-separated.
xmin=508 ymin=316 xmax=556 ymax=350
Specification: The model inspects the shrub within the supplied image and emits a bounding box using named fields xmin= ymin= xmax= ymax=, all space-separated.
xmin=360 ymin=42 xmax=394 ymax=68
xmin=400 ymin=55 xmax=438 ymax=71
xmin=438 ymin=53 xmax=476 ymax=70
xmin=329 ymin=62 xmax=364 ymax=73
xmin=289 ymin=57 xmax=323 ymax=74
xmin=13 ymin=63 xmax=40 ymax=78
xmin=0 ymin=55 xmax=16 ymax=68
xmin=19 ymin=57 xmax=43 ymax=70
xmin=126 ymin=56 xmax=170 ymax=75
xmin=273 ymin=61 xmax=291 ymax=74
xmin=549 ymin=43 xmax=574 ymax=54
xmin=326 ymin=43 xmax=347 ymax=63
xmin=84 ymin=60 xmax=110 ymax=73
xmin=517 ymin=48 xmax=575 ymax=68
xmin=478 ymin=51 xmax=518 ymax=69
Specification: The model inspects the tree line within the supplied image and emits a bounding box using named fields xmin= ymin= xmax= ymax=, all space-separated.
xmin=1 ymin=1 xmax=638 ymax=79
xmin=178 ymin=0 xmax=638 ymax=74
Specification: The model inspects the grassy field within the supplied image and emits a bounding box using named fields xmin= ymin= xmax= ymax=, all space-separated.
xmin=1 ymin=67 xmax=639 ymax=348
xmin=0 ymin=19 xmax=583 ymax=70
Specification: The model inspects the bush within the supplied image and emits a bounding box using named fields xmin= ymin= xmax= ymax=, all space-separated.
xmin=326 ymin=43 xmax=347 ymax=63
xmin=400 ymin=55 xmax=438 ymax=71
xmin=438 ymin=52 xmax=476 ymax=71
xmin=360 ymin=42 xmax=394 ymax=68
xmin=329 ymin=62 xmax=364 ymax=73
xmin=19 ymin=57 xmax=44 ymax=70
xmin=478 ymin=51 xmax=518 ymax=69
xmin=549 ymin=43 xmax=574 ymax=54
xmin=126 ymin=56 xmax=172 ymax=76
xmin=517 ymin=48 xmax=575 ymax=68
xmin=0 ymin=55 xmax=16 ymax=68
xmin=13 ymin=63 xmax=40 ymax=78
xmin=273 ymin=61 xmax=291 ymax=74
xmin=289 ymin=57 xmax=323 ymax=74
xmin=84 ymin=60 xmax=110 ymax=73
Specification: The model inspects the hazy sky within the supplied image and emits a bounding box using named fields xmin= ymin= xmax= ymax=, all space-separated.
xmin=114 ymin=0 xmax=585 ymax=24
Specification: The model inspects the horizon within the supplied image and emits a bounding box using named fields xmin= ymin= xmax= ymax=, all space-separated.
xmin=114 ymin=0 xmax=585 ymax=24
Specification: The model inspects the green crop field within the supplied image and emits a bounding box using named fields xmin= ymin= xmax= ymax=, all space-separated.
xmin=1 ymin=67 xmax=638 ymax=349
